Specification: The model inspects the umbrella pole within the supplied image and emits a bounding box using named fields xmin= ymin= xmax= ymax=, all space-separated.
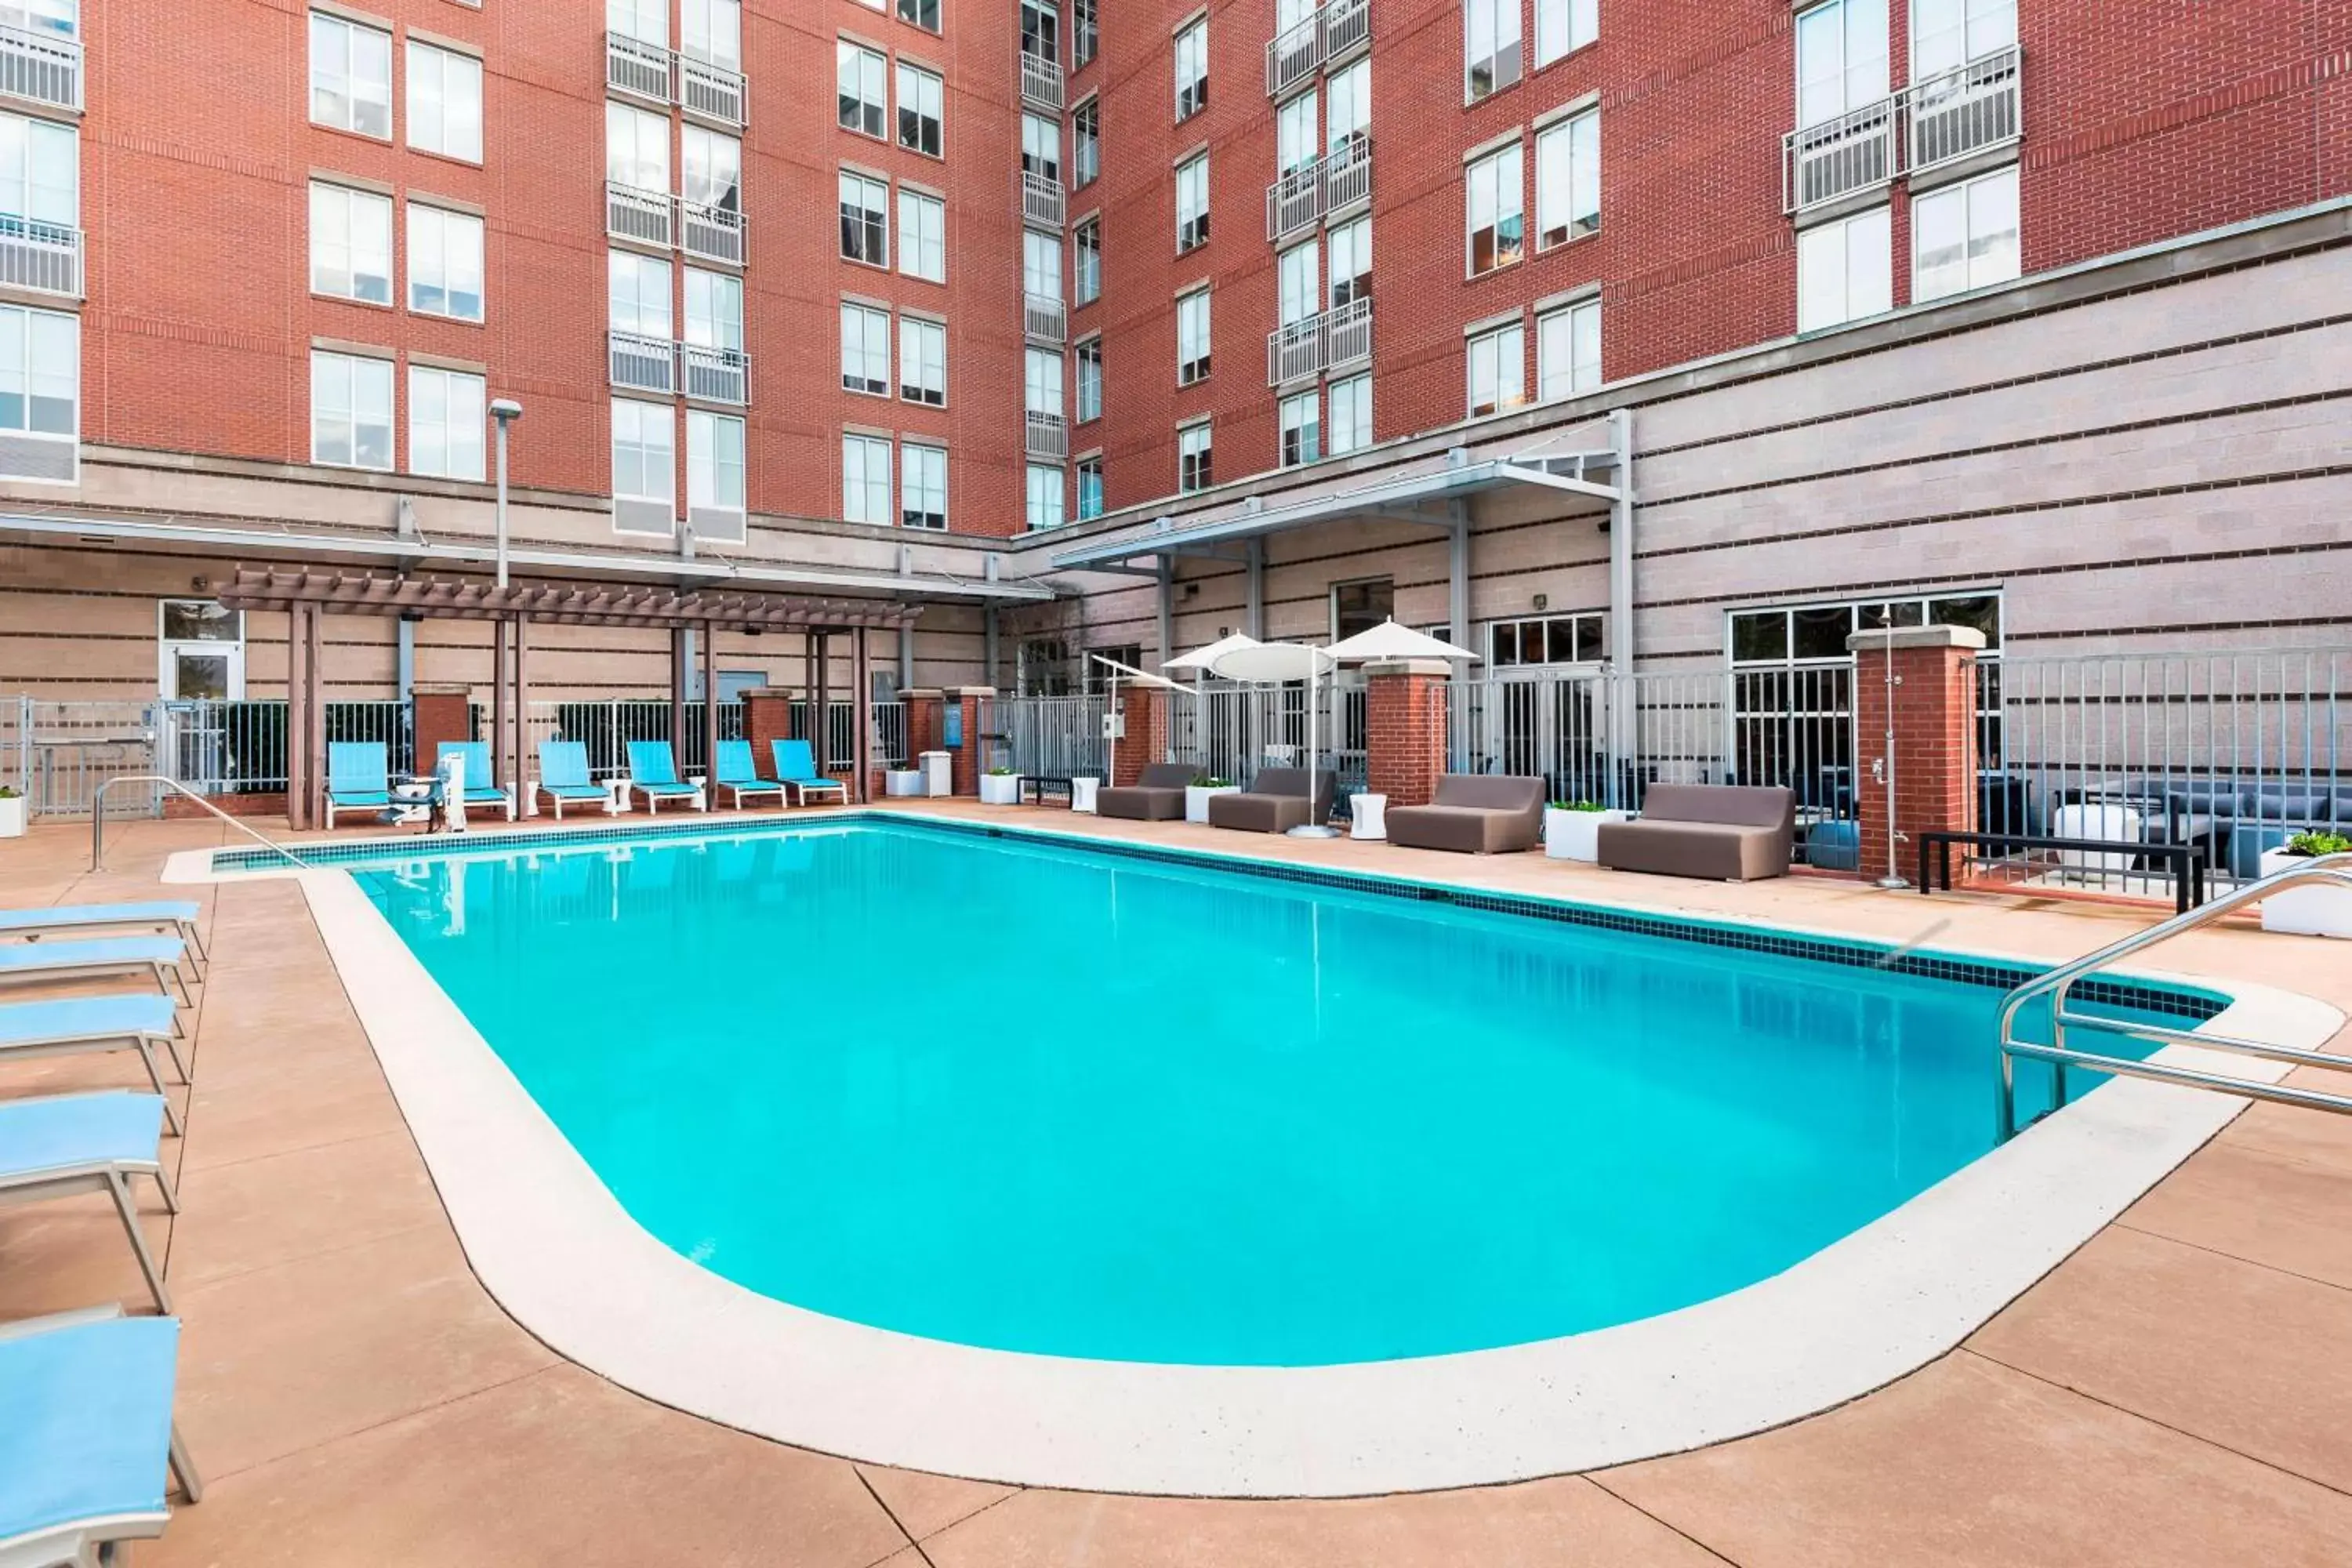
xmin=1289 ymin=653 xmax=1339 ymax=838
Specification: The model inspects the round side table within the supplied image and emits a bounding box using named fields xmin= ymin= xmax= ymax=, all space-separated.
xmin=1071 ymin=776 xmax=1102 ymax=813
xmin=1350 ymin=792 xmax=1388 ymax=840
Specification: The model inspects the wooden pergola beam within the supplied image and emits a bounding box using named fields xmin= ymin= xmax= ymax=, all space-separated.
xmin=218 ymin=568 xmax=924 ymax=633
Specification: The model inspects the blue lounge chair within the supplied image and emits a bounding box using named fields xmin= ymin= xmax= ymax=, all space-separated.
xmin=711 ymin=739 xmax=784 ymax=810
xmin=324 ymin=742 xmax=392 ymax=828
xmin=0 ymin=1093 xmax=178 ymax=1312
xmin=436 ymin=741 xmax=517 ymax=822
xmin=0 ymin=901 xmax=206 ymax=967
xmin=626 ymin=741 xmax=705 ymax=814
xmin=0 ymin=996 xmax=188 ymax=1134
xmin=0 ymin=1309 xmax=201 ymax=1566
xmin=536 ymin=741 xmax=611 ymax=821
xmin=0 ymin=936 xmax=193 ymax=1007
xmin=771 ymin=739 xmax=848 ymax=806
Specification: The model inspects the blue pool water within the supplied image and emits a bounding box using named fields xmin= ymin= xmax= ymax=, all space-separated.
xmin=352 ymin=821 xmax=2190 ymax=1367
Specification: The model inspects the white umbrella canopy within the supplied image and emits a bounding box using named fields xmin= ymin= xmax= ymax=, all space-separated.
xmin=1323 ymin=618 xmax=1481 ymax=665
xmin=1161 ymin=631 xmax=1261 ymax=675
xmin=1208 ymin=641 xmax=1338 ymax=684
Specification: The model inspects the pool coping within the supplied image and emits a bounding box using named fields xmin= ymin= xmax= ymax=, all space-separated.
xmin=172 ymin=814 xmax=2345 ymax=1497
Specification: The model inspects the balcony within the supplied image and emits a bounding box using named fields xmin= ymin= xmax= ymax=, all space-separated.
xmin=1907 ymin=45 xmax=2021 ymax=175
xmin=606 ymin=180 xmax=673 ymax=249
xmin=1264 ymin=0 xmax=1369 ymax=97
xmin=683 ymin=343 xmax=750 ymax=405
xmin=1325 ymin=294 xmax=1373 ymax=370
xmin=0 ymin=21 xmax=80 ymax=112
xmin=1324 ymin=134 xmax=1372 ymax=212
xmin=680 ymin=198 xmax=745 ymax=266
xmin=1264 ymin=296 xmax=1371 ymax=386
xmin=1025 ymin=409 xmax=1068 ymax=460
xmin=1265 ymin=136 xmax=1372 ymax=243
xmin=609 ymin=330 xmax=677 ymax=395
xmin=1022 ymin=169 xmax=1065 ymax=229
xmin=1024 ymin=290 xmax=1066 ymax=345
xmin=605 ymin=31 xmax=673 ymax=103
xmin=0 ymin=214 xmax=82 ymax=299
xmin=679 ymin=51 xmax=746 ymax=128
xmin=1783 ymin=96 xmax=1899 ymax=214
xmin=1020 ymin=49 xmax=1063 ymax=113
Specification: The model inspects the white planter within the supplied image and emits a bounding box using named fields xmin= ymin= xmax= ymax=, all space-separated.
xmin=2049 ymin=803 xmax=2143 ymax=873
xmin=1544 ymin=807 xmax=1628 ymax=862
xmin=885 ymin=770 xmax=924 ymax=798
xmin=1349 ymin=793 xmax=1388 ymax=841
xmin=1071 ymin=777 xmax=1101 ymax=814
xmin=0 ymin=796 xmax=24 ymax=838
xmin=1185 ymin=784 xmax=1239 ymax=824
xmin=978 ymin=773 xmax=1022 ymax=806
xmin=2259 ymin=848 xmax=2352 ymax=939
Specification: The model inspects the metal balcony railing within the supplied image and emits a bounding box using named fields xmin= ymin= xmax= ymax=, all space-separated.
xmin=1025 ymin=409 xmax=1067 ymax=459
xmin=1783 ymin=96 xmax=1900 ymax=213
xmin=1264 ymin=297 xmax=1372 ymax=386
xmin=1267 ymin=162 xmax=1323 ymax=241
xmin=680 ymin=198 xmax=745 ymax=266
xmin=1022 ymin=169 xmax=1065 ymax=229
xmin=1324 ymin=133 xmax=1372 ymax=212
xmin=608 ymin=329 xmax=677 ymax=394
xmin=1020 ymin=50 xmax=1063 ymax=112
xmin=0 ymin=21 xmax=79 ymax=111
xmin=0 ymin=214 xmax=82 ymax=299
xmin=606 ymin=31 xmax=673 ymax=102
xmin=683 ymin=343 xmax=750 ymax=405
xmin=679 ymin=52 xmax=746 ymax=127
xmin=1323 ymin=0 xmax=1370 ymax=62
xmin=606 ymin=180 xmax=674 ymax=249
xmin=1907 ymin=44 xmax=2021 ymax=174
xmin=1324 ymin=294 xmax=1372 ymax=370
xmin=1024 ymin=290 xmax=1066 ymax=344
xmin=1265 ymin=0 xmax=1369 ymax=96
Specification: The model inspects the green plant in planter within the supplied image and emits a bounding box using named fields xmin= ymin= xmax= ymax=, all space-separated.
xmin=1548 ymin=799 xmax=1607 ymax=812
xmin=985 ymin=766 xmax=1018 ymax=777
xmin=0 ymin=786 xmax=19 ymax=800
xmin=1192 ymin=775 xmax=1232 ymax=788
xmin=2285 ymin=829 xmax=2352 ymax=857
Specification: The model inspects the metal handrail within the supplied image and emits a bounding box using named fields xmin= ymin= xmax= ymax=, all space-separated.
xmin=1994 ymin=851 xmax=2352 ymax=1140
xmin=93 ymin=776 xmax=310 ymax=873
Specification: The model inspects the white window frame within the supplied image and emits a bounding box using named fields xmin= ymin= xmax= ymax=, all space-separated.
xmin=1277 ymin=237 xmax=1319 ymax=328
xmin=1327 ymin=58 xmax=1370 ymax=154
xmin=1023 ymin=226 xmax=1063 ymax=302
xmin=0 ymin=303 xmax=79 ymax=474
xmin=1175 ymin=287 xmax=1210 ymax=386
xmin=1327 ymin=215 xmax=1370 ymax=309
xmin=1277 ymin=90 xmax=1318 ymax=178
xmin=609 ymin=0 xmax=669 ymax=48
xmin=1175 ymin=151 xmax=1209 ymax=253
xmin=1076 ymin=455 xmax=1104 ymax=521
xmin=899 ymin=314 xmax=946 ymax=405
xmin=1074 ymin=336 xmax=1102 ymax=423
xmin=843 ymin=433 xmax=893 ymax=525
xmin=1278 ymin=388 xmax=1319 ymax=467
xmin=1026 ymin=461 xmax=1065 ymax=531
xmin=407 ymin=203 xmax=485 ymax=323
xmin=1797 ymin=204 xmax=1893 ymax=332
xmin=310 ymin=349 xmax=395 ymax=471
xmin=1024 ymin=344 xmax=1063 ymax=418
xmin=608 ymin=249 xmax=673 ymax=336
xmin=0 ymin=112 xmax=77 ymax=229
xmin=407 ymin=365 xmax=485 ymax=481
xmin=684 ymin=267 xmax=742 ymax=351
xmin=308 ymin=181 xmax=394 ymax=306
xmin=1537 ymin=297 xmax=1600 ymax=401
xmin=898 ymin=60 xmax=944 ymax=156
xmin=1074 ymin=216 xmax=1102 ymax=304
xmin=837 ymin=40 xmax=889 ymax=140
xmin=607 ymin=100 xmax=671 ymax=193
xmin=1465 ymin=319 xmax=1524 ymax=417
xmin=611 ymin=396 xmax=677 ymax=514
xmin=1535 ymin=107 xmax=1599 ymax=249
xmin=898 ymin=187 xmax=946 ymax=281
xmin=1463 ymin=0 xmax=1522 ymax=103
xmin=1022 ymin=112 xmax=1061 ymax=182
xmin=1327 ymin=372 xmax=1370 ymax=456
xmin=1177 ymin=422 xmax=1212 ymax=493
xmin=1911 ymin=0 xmax=2014 ymax=82
xmin=840 ymin=300 xmax=891 ymax=397
xmin=840 ymin=171 xmax=890 ymax=267
xmin=1465 ymin=143 xmax=1523 ymax=277
xmin=1174 ymin=17 xmax=1207 ymax=122
xmin=309 ymin=10 xmax=393 ymax=139
xmin=405 ymin=40 xmax=483 ymax=163
xmin=1795 ymin=0 xmax=1889 ymax=129
xmin=901 ymin=441 xmax=947 ymax=530
xmin=682 ymin=0 xmax=743 ymax=71
xmin=688 ymin=408 xmax=747 ymax=535
xmin=682 ymin=125 xmax=742 ymax=214
xmin=1911 ymin=164 xmax=2020 ymax=303
xmin=1534 ymin=0 xmax=1598 ymax=69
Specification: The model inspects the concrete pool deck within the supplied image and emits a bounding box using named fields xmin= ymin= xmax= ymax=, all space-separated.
xmin=5 ymin=804 xmax=2352 ymax=1564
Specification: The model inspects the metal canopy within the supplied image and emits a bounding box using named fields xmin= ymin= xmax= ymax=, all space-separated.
xmin=218 ymin=568 xmax=924 ymax=632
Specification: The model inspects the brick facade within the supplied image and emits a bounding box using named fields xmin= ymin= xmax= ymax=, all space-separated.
xmin=1362 ymin=659 xmax=1450 ymax=808
xmin=1111 ymin=685 xmax=1171 ymax=786
xmin=1849 ymin=628 xmax=1984 ymax=884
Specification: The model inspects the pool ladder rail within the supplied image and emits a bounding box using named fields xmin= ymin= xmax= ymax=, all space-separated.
xmin=1994 ymin=851 xmax=2352 ymax=1141
xmin=90 ymin=775 xmax=310 ymax=873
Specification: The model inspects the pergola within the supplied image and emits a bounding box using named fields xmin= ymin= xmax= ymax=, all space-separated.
xmin=219 ymin=568 xmax=924 ymax=829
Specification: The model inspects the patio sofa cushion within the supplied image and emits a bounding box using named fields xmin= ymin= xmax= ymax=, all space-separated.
xmin=1598 ymin=783 xmax=1795 ymax=882
xmin=1385 ymin=775 xmax=1545 ymax=854
xmin=1098 ymin=763 xmax=1197 ymax=822
xmin=1208 ymin=768 xmax=1336 ymax=834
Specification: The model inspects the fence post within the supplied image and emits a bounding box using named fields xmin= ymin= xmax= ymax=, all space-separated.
xmin=952 ymin=687 xmax=995 ymax=796
xmin=411 ymin=684 xmax=472 ymax=780
xmin=1112 ymin=686 xmax=1168 ymax=786
xmin=738 ymin=687 xmax=793 ymax=782
xmin=1849 ymin=626 xmax=1985 ymax=884
xmin=1363 ymin=659 xmax=1450 ymax=808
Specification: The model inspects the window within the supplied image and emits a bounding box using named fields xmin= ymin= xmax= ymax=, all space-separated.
xmin=1076 ymin=456 xmax=1104 ymax=521
xmin=682 ymin=126 xmax=742 ymax=214
xmin=898 ymin=0 xmax=941 ymax=34
xmin=13 ymin=0 xmax=74 ymax=42
xmin=1021 ymin=0 xmax=1059 ymax=64
xmin=1489 ymin=612 xmax=1603 ymax=667
xmin=1022 ymin=227 xmax=1062 ymax=307
xmin=607 ymin=101 xmax=670 ymax=193
xmin=0 ymin=113 xmax=74 ymax=230
xmin=1279 ymin=390 xmax=1319 ymax=467
xmin=902 ymin=443 xmax=947 ymax=530
xmin=1465 ymin=143 xmax=1523 ymax=275
xmin=1537 ymin=298 xmax=1600 ymax=400
xmin=840 ymin=301 xmax=891 ymax=395
xmin=688 ymin=410 xmax=747 ymax=535
xmin=840 ymin=171 xmax=889 ymax=265
xmin=684 ymin=267 xmax=742 ymax=350
xmin=1026 ymin=463 xmax=1065 ymax=530
xmin=1912 ymin=0 xmax=2013 ymax=81
xmin=0 ymin=304 xmax=77 ymax=454
xmin=898 ymin=62 xmax=943 ymax=155
xmin=1073 ymin=0 xmax=1098 ymax=66
xmin=1174 ymin=18 xmax=1207 ymax=122
xmin=682 ymin=0 xmax=742 ymax=69
xmin=1795 ymin=0 xmax=1889 ymax=128
xmin=1796 ymin=205 xmax=1892 ymax=331
xmin=1075 ymin=337 xmax=1102 ymax=421
xmin=309 ymin=11 xmax=392 ymax=138
xmin=1534 ymin=0 xmax=1597 ymax=68
xmin=1074 ymin=217 xmax=1101 ymax=304
xmin=843 ymin=433 xmax=892 ymax=524
xmin=612 ymin=397 xmax=675 ymax=506
xmin=1327 ymin=216 xmax=1370 ymax=309
xmin=1328 ymin=372 xmax=1370 ymax=455
xmin=408 ymin=365 xmax=485 ymax=481
xmin=1277 ymin=238 xmax=1319 ymax=327
xmin=608 ymin=249 xmax=673 ymax=336
xmin=406 ymin=41 xmax=482 ymax=162
xmin=837 ymin=42 xmax=888 ymax=138
xmin=408 ymin=205 xmax=485 ymax=321
xmin=899 ymin=314 xmax=946 ymax=405
xmin=1019 ymin=116 xmax=1062 ymax=192
xmin=310 ymin=350 xmax=394 ymax=470
xmin=1463 ymin=0 xmax=1521 ymax=102
xmin=1175 ymin=288 xmax=1210 ymax=385
xmin=1073 ymin=99 xmax=1100 ymax=187
xmin=1024 ymin=344 xmax=1062 ymax=419
xmin=308 ymin=182 xmax=393 ymax=305
xmin=1466 ymin=320 xmax=1524 ymax=416
xmin=1175 ymin=152 xmax=1209 ymax=252
xmin=1277 ymin=90 xmax=1317 ymax=177
xmin=1536 ymin=107 xmax=1599 ymax=248
xmin=1178 ymin=423 xmax=1211 ymax=493
xmin=1327 ymin=58 xmax=1370 ymax=158
xmin=1913 ymin=165 xmax=2020 ymax=303
xmin=1333 ymin=579 xmax=1394 ymax=640
xmin=1730 ymin=595 xmax=2001 ymax=664
xmin=609 ymin=0 xmax=668 ymax=47
xmin=897 ymin=187 xmax=945 ymax=281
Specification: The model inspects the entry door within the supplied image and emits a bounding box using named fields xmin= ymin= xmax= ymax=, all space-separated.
xmin=157 ymin=601 xmax=245 ymax=700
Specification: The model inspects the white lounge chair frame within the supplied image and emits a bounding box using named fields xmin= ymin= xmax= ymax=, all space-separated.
xmin=0 ymin=1101 xmax=179 ymax=1313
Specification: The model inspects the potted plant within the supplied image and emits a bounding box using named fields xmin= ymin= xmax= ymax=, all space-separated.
xmin=2259 ymin=829 xmax=2352 ymax=939
xmin=885 ymin=764 xmax=925 ymax=797
xmin=1185 ymin=773 xmax=1239 ymax=824
xmin=978 ymin=765 xmax=1023 ymax=806
xmin=0 ymin=785 xmax=23 ymax=840
xmin=1544 ymin=798 xmax=1628 ymax=862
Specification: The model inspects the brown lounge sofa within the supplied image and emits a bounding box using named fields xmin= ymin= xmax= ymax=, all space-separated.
xmin=1097 ymin=761 xmax=1196 ymax=822
xmin=1385 ymin=774 xmax=1546 ymax=853
xmin=1207 ymin=768 xmax=1337 ymax=833
xmin=1596 ymin=782 xmax=1795 ymax=881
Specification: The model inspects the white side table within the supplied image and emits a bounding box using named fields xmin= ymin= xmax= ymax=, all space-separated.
xmin=1071 ymin=776 xmax=1102 ymax=813
xmin=604 ymin=777 xmax=633 ymax=815
xmin=1350 ymin=793 xmax=1388 ymax=840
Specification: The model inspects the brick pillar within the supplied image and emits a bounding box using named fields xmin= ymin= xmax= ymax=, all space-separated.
xmin=951 ymin=686 xmax=994 ymax=796
xmin=409 ymin=684 xmax=473 ymax=777
xmin=1363 ymin=659 xmax=1452 ymax=808
xmin=1112 ymin=685 xmax=1169 ymax=786
xmin=739 ymin=687 xmax=793 ymax=780
xmin=902 ymin=688 xmax=945 ymax=764
xmin=1849 ymin=626 xmax=1984 ymax=884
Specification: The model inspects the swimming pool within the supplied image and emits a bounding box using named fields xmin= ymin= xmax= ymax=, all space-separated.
xmin=347 ymin=818 xmax=2208 ymax=1368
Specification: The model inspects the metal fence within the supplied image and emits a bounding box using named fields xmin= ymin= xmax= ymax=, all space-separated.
xmin=6 ymin=698 xmax=162 ymax=818
xmin=160 ymin=699 xmax=412 ymax=796
xmin=988 ymin=694 xmax=1108 ymax=780
xmin=1169 ymin=681 xmax=1367 ymax=798
xmin=521 ymin=698 xmax=882 ymax=782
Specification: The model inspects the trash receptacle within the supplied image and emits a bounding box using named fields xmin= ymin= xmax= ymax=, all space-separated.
xmin=919 ymin=750 xmax=953 ymax=797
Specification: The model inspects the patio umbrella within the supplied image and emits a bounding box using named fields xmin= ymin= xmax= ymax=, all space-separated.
xmin=1323 ymin=618 xmax=1481 ymax=666
xmin=1160 ymin=631 xmax=1261 ymax=676
xmin=1088 ymin=653 xmax=1193 ymax=789
xmin=1208 ymin=641 xmax=1342 ymax=839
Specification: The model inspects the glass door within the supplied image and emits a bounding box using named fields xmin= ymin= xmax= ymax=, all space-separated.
xmin=158 ymin=600 xmax=245 ymax=700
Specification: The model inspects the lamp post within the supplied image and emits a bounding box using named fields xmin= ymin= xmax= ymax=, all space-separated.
xmin=488 ymin=398 xmax=523 ymax=589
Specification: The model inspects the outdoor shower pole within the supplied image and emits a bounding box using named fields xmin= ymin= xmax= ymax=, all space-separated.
xmin=1876 ymin=619 xmax=1907 ymax=890
xmin=489 ymin=399 xmax=523 ymax=590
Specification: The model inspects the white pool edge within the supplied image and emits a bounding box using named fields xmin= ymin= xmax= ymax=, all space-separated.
xmin=189 ymin=834 xmax=2343 ymax=1497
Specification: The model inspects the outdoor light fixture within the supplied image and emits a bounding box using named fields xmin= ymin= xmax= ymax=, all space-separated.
xmin=488 ymin=398 xmax=524 ymax=589
xmin=1533 ymin=593 xmax=1548 ymax=612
